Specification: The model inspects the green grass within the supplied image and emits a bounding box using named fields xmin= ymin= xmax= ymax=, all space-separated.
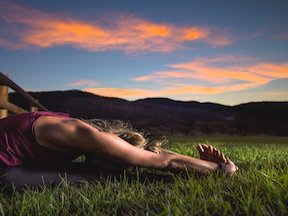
xmin=1 ymin=135 xmax=288 ymax=215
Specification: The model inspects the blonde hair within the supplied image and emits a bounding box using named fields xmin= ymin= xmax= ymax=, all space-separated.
xmin=83 ymin=118 xmax=165 ymax=153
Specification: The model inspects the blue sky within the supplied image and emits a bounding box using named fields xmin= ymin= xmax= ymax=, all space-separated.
xmin=0 ymin=0 xmax=288 ymax=105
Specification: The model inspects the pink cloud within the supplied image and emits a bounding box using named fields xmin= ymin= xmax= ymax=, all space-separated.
xmin=67 ymin=80 xmax=99 ymax=87
xmin=275 ymin=33 xmax=288 ymax=40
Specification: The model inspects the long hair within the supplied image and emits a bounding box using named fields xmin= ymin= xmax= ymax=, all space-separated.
xmin=83 ymin=118 xmax=165 ymax=153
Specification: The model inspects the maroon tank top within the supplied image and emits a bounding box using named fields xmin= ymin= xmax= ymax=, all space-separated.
xmin=0 ymin=112 xmax=79 ymax=167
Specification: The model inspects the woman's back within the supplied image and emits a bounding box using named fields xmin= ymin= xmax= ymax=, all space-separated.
xmin=0 ymin=112 xmax=78 ymax=167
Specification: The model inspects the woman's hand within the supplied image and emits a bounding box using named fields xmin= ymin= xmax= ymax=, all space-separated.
xmin=221 ymin=158 xmax=239 ymax=177
xmin=196 ymin=144 xmax=238 ymax=177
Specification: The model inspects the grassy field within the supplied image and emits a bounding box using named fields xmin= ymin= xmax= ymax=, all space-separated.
xmin=1 ymin=135 xmax=288 ymax=215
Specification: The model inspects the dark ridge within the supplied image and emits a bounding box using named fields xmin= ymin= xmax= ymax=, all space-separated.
xmin=8 ymin=90 xmax=288 ymax=136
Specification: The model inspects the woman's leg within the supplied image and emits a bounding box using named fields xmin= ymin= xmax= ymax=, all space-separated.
xmin=34 ymin=116 xmax=237 ymax=175
xmin=0 ymin=164 xmax=95 ymax=189
xmin=0 ymin=163 xmax=129 ymax=189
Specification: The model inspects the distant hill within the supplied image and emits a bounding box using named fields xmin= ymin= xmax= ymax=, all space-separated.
xmin=9 ymin=90 xmax=288 ymax=136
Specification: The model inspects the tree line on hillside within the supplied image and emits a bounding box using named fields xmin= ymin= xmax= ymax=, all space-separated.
xmin=8 ymin=90 xmax=288 ymax=136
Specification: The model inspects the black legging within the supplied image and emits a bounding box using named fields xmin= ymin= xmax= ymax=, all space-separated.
xmin=0 ymin=163 xmax=102 ymax=188
xmin=0 ymin=163 xmax=175 ymax=192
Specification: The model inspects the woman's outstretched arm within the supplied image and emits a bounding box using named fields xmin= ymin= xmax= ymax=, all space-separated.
xmin=34 ymin=116 xmax=226 ymax=174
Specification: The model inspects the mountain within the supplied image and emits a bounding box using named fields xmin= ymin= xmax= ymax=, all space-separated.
xmin=8 ymin=90 xmax=288 ymax=136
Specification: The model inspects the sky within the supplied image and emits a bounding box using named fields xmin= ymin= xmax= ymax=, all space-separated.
xmin=0 ymin=0 xmax=288 ymax=105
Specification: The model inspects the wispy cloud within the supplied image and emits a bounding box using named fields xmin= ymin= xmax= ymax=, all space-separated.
xmin=202 ymin=28 xmax=234 ymax=47
xmin=67 ymin=80 xmax=99 ymax=87
xmin=84 ymin=87 xmax=154 ymax=98
xmin=275 ymin=32 xmax=288 ymax=40
xmin=0 ymin=1 xmax=233 ymax=53
xmin=85 ymin=56 xmax=288 ymax=99
xmin=135 ymin=56 xmax=288 ymax=93
xmin=0 ymin=38 xmax=12 ymax=48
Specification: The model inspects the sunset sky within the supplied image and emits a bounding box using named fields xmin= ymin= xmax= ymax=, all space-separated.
xmin=0 ymin=0 xmax=288 ymax=105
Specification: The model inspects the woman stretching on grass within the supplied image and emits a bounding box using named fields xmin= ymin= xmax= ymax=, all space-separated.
xmin=0 ymin=111 xmax=238 ymax=186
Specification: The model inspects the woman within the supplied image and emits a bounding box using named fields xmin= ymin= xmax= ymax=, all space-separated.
xmin=0 ymin=111 xmax=238 ymax=187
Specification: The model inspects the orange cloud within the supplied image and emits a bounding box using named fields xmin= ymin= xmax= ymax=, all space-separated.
xmin=248 ymin=63 xmax=288 ymax=78
xmin=84 ymin=82 xmax=269 ymax=99
xmin=84 ymin=88 xmax=155 ymax=98
xmin=24 ymin=22 xmax=108 ymax=48
xmin=84 ymin=57 xmax=288 ymax=100
xmin=0 ymin=1 xmax=233 ymax=52
xmin=182 ymin=27 xmax=209 ymax=40
xmin=85 ymin=73 xmax=286 ymax=100
xmin=129 ymin=57 xmax=288 ymax=98
xmin=84 ymin=86 xmax=223 ymax=98
xmin=135 ymin=56 xmax=269 ymax=85
xmin=130 ymin=21 xmax=171 ymax=38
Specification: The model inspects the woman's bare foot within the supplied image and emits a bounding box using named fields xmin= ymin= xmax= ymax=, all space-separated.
xmin=196 ymin=144 xmax=228 ymax=163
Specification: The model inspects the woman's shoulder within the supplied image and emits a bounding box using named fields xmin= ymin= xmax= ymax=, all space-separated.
xmin=30 ymin=111 xmax=70 ymax=118
xmin=1 ymin=111 xmax=70 ymax=121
